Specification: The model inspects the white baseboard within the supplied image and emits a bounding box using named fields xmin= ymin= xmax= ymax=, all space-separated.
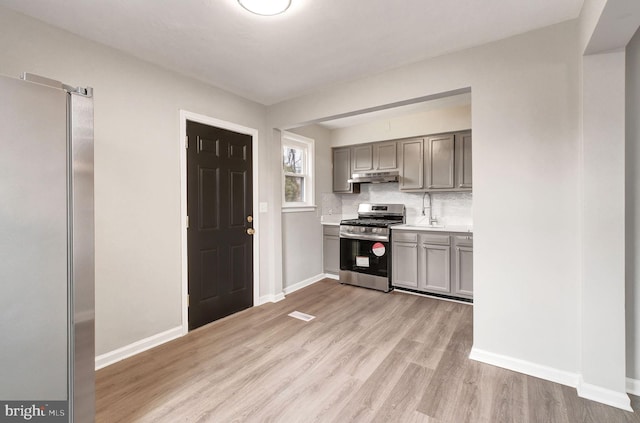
xmin=283 ymin=273 xmax=325 ymax=295
xmin=394 ymin=288 xmax=472 ymax=305
xmin=627 ymin=377 xmax=640 ymax=396
xmin=95 ymin=326 xmax=184 ymax=370
xmin=257 ymin=274 xmax=329 ymax=305
xmin=324 ymin=273 xmax=339 ymax=280
xmin=469 ymin=347 xmax=580 ymax=388
xmin=578 ymin=377 xmax=632 ymax=411
xmin=258 ymin=292 xmax=286 ymax=305
xmin=470 ymin=348 xmax=633 ymax=411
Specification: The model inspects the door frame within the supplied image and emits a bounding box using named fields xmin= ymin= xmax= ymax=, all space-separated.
xmin=179 ymin=110 xmax=260 ymax=334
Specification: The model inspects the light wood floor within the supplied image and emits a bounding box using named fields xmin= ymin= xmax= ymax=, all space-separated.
xmin=96 ymin=279 xmax=640 ymax=422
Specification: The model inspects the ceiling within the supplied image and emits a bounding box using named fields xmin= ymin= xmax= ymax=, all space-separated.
xmin=0 ymin=0 xmax=584 ymax=105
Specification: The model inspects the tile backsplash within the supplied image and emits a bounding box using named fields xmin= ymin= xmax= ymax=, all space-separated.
xmin=321 ymin=183 xmax=472 ymax=226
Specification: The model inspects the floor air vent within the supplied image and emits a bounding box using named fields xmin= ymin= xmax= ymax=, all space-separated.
xmin=288 ymin=311 xmax=315 ymax=322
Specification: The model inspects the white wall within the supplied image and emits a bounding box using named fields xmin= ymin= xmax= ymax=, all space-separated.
xmin=282 ymin=125 xmax=333 ymax=289
xmin=580 ymin=50 xmax=627 ymax=405
xmin=269 ymin=19 xmax=583 ymax=386
xmin=580 ymin=0 xmax=608 ymax=52
xmin=577 ymin=0 xmax=640 ymax=409
xmin=0 ymin=7 xmax=272 ymax=356
xmin=329 ymin=105 xmax=471 ymax=147
xmin=582 ymin=0 xmax=640 ymax=55
xmin=626 ymin=27 xmax=640 ymax=382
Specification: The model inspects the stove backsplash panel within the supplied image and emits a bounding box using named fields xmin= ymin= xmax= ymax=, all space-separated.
xmin=321 ymin=183 xmax=472 ymax=227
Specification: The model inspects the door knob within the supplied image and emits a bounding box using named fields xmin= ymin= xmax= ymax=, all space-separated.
xmin=246 ymin=228 xmax=255 ymax=235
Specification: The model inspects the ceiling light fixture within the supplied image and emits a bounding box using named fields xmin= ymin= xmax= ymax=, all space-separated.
xmin=238 ymin=0 xmax=291 ymax=16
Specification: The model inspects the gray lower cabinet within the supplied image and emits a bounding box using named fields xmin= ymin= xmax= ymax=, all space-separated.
xmin=391 ymin=231 xmax=419 ymax=288
xmin=392 ymin=230 xmax=473 ymax=299
xmin=418 ymin=233 xmax=451 ymax=293
xmin=323 ymin=225 xmax=340 ymax=274
xmin=452 ymin=234 xmax=473 ymax=298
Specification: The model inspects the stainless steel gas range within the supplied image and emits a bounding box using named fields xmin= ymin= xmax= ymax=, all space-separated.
xmin=339 ymin=203 xmax=406 ymax=292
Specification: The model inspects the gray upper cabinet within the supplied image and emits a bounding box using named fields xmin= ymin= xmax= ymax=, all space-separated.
xmin=399 ymin=138 xmax=424 ymax=190
xmin=352 ymin=144 xmax=374 ymax=172
xmin=323 ymin=226 xmax=340 ymax=275
xmin=374 ymin=141 xmax=398 ymax=171
xmin=455 ymin=132 xmax=472 ymax=189
xmin=426 ymin=134 xmax=455 ymax=190
xmin=333 ymin=131 xmax=469 ymax=193
xmin=333 ymin=147 xmax=357 ymax=193
xmin=352 ymin=142 xmax=398 ymax=172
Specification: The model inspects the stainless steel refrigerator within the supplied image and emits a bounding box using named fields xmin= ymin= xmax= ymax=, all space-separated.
xmin=0 ymin=73 xmax=94 ymax=422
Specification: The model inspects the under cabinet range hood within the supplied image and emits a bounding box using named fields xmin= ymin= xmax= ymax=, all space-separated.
xmin=348 ymin=170 xmax=399 ymax=184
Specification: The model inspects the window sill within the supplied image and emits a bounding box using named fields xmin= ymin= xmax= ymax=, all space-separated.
xmin=282 ymin=205 xmax=317 ymax=213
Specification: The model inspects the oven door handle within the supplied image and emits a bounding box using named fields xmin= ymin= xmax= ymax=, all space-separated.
xmin=339 ymin=233 xmax=390 ymax=242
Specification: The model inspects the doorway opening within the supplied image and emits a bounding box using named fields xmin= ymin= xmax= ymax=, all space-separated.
xmin=283 ymin=88 xmax=473 ymax=302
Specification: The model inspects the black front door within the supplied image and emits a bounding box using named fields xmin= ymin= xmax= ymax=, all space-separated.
xmin=187 ymin=120 xmax=254 ymax=330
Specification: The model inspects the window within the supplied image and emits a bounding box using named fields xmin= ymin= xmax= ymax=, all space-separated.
xmin=282 ymin=131 xmax=315 ymax=211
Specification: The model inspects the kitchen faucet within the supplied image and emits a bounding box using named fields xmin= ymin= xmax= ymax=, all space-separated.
xmin=422 ymin=192 xmax=438 ymax=225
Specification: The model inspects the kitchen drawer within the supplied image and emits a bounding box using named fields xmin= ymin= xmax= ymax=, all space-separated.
xmin=454 ymin=234 xmax=473 ymax=247
xmin=323 ymin=226 xmax=339 ymax=237
xmin=419 ymin=233 xmax=450 ymax=245
xmin=393 ymin=231 xmax=418 ymax=243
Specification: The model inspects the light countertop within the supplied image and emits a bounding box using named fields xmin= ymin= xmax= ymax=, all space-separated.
xmin=321 ymin=215 xmax=472 ymax=233
xmin=393 ymin=224 xmax=473 ymax=233
xmin=320 ymin=214 xmax=356 ymax=226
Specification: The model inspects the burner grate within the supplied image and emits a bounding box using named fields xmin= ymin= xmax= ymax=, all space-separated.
xmin=340 ymin=218 xmax=404 ymax=227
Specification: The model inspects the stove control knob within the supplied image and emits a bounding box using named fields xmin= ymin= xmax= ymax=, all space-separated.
xmin=360 ymin=227 xmax=366 ymax=233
